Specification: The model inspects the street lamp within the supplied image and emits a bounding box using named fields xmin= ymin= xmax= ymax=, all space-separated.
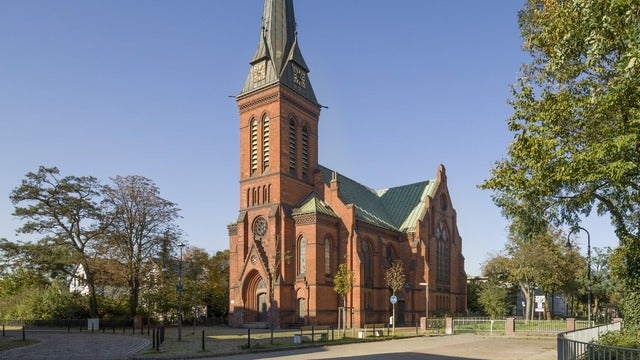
xmin=567 ymin=226 xmax=591 ymax=325
xmin=177 ymin=242 xmax=185 ymax=341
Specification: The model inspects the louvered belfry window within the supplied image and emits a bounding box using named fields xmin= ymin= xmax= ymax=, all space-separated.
xmin=262 ymin=115 xmax=270 ymax=172
xmin=250 ymin=119 xmax=259 ymax=175
xmin=301 ymin=126 xmax=309 ymax=179
xmin=289 ymin=119 xmax=297 ymax=175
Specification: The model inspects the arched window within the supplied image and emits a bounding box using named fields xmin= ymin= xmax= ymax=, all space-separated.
xmin=362 ymin=239 xmax=373 ymax=287
xmin=288 ymin=119 xmax=297 ymax=176
xmin=301 ymin=125 xmax=309 ymax=179
xmin=297 ymin=298 xmax=306 ymax=324
xmin=385 ymin=245 xmax=394 ymax=266
xmin=324 ymin=236 xmax=332 ymax=275
xmin=298 ymin=237 xmax=306 ymax=275
xmin=436 ymin=220 xmax=450 ymax=285
xmin=262 ymin=115 xmax=270 ymax=172
xmin=250 ymin=119 xmax=259 ymax=175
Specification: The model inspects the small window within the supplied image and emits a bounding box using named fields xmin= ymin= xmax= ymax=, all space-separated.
xmin=324 ymin=237 xmax=332 ymax=275
xmin=298 ymin=237 xmax=307 ymax=275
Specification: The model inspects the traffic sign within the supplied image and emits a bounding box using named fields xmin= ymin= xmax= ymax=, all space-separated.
xmin=390 ymin=295 xmax=397 ymax=304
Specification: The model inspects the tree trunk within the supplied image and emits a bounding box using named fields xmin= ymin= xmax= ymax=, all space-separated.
xmin=84 ymin=268 xmax=99 ymax=318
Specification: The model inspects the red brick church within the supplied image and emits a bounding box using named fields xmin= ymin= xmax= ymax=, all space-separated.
xmin=228 ymin=0 xmax=466 ymax=328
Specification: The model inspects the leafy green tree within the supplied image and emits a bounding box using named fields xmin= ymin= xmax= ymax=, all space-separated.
xmin=102 ymin=175 xmax=182 ymax=321
xmin=483 ymin=230 xmax=581 ymax=320
xmin=10 ymin=166 xmax=110 ymax=317
xmin=478 ymin=280 xmax=509 ymax=319
xmin=481 ymin=0 xmax=640 ymax=329
xmin=466 ymin=281 xmax=483 ymax=315
xmin=384 ymin=260 xmax=406 ymax=332
xmin=333 ymin=259 xmax=354 ymax=335
xmin=204 ymin=250 xmax=230 ymax=320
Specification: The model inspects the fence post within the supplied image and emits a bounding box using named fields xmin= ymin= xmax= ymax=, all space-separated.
xmin=152 ymin=328 xmax=156 ymax=350
xmin=22 ymin=326 xmax=25 ymax=341
xmin=331 ymin=326 xmax=334 ymax=341
xmin=2 ymin=324 xmax=4 ymax=337
xmin=312 ymin=326 xmax=315 ymax=343
xmin=202 ymin=330 xmax=205 ymax=351
xmin=247 ymin=328 xmax=251 ymax=349
xmin=505 ymin=317 xmax=516 ymax=336
xmin=270 ymin=327 xmax=274 ymax=345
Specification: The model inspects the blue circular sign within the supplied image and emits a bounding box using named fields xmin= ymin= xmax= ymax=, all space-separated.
xmin=390 ymin=295 xmax=397 ymax=304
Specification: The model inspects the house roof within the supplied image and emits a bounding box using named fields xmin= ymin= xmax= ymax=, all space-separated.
xmin=319 ymin=165 xmax=438 ymax=233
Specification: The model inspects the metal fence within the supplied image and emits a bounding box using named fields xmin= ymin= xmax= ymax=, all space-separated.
xmin=515 ymin=319 xmax=567 ymax=333
xmin=557 ymin=322 xmax=640 ymax=359
xmin=453 ymin=318 xmax=506 ymax=335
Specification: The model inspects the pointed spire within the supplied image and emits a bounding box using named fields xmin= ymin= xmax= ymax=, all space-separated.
xmin=240 ymin=0 xmax=318 ymax=104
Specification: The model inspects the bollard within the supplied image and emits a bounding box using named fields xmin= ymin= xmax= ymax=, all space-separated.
xmin=247 ymin=328 xmax=251 ymax=349
xmin=201 ymin=330 xmax=205 ymax=351
xmin=113 ymin=326 xmax=115 ymax=334
xmin=152 ymin=328 xmax=156 ymax=350
xmin=92 ymin=322 xmax=95 ymax=333
xmin=80 ymin=323 xmax=83 ymax=332
xmin=67 ymin=321 xmax=71 ymax=333
xmin=331 ymin=326 xmax=334 ymax=341
xmin=22 ymin=326 xmax=25 ymax=341
xmin=270 ymin=327 xmax=274 ymax=345
xmin=2 ymin=324 xmax=5 ymax=337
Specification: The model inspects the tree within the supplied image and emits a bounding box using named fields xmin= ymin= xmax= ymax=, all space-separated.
xmin=102 ymin=175 xmax=182 ymax=321
xmin=481 ymin=0 xmax=640 ymax=328
xmin=483 ymin=230 xmax=581 ymax=321
xmin=333 ymin=259 xmax=354 ymax=336
xmin=478 ymin=280 xmax=509 ymax=319
xmin=10 ymin=166 xmax=110 ymax=317
xmin=203 ymin=250 xmax=230 ymax=320
xmin=384 ymin=260 xmax=406 ymax=333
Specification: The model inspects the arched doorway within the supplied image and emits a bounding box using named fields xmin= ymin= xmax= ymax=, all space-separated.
xmin=243 ymin=271 xmax=268 ymax=324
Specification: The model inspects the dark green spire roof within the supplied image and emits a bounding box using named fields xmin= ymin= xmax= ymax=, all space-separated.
xmin=239 ymin=0 xmax=318 ymax=104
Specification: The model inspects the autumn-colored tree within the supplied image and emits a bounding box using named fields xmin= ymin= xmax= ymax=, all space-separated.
xmin=333 ymin=259 xmax=354 ymax=335
xmin=384 ymin=260 xmax=406 ymax=333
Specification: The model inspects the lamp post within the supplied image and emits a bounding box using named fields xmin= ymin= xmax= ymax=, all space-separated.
xmin=177 ymin=242 xmax=185 ymax=341
xmin=567 ymin=226 xmax=591 ymax=325
xmin=419 ymin=282 xmax=429 ymax=326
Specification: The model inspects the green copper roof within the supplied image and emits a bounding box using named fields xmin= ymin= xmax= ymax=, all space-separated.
xmin=239 ymin=0 xmax=318 ymax=104
xmin=292 ymin=192 xmax=339 ymax=218
xmin=319 ymin=165 xmax=437 ymax=233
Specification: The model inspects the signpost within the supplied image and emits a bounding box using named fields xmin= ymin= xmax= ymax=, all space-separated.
xmin=390 ymin=295 xmax=397 ymax=334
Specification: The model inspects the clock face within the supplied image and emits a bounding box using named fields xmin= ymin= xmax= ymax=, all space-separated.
xmin=253 ymin=217 xmax=267 ymax=237
xmin=253 ymin=62 xmax=266 ymax=82
xmin=293 ymin=65 xmax=306 ymax=88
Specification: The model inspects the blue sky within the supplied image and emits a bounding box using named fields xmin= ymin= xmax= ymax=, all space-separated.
xmin=0 ymin=1 xmax=619 ymax=276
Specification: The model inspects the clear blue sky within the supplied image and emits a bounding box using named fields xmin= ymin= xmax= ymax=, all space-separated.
xmin=0 ymin=1 xmax=618 ymax=276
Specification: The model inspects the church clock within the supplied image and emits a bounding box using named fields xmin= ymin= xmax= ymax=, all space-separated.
xmin=292 ymin=65 xmax=306 ymax=88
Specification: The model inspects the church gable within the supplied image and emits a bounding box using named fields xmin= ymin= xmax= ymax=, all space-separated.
xmin=318 ymin=165 xmax=440 ymax=233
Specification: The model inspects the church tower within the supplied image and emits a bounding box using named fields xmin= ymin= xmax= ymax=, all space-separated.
xmin=228 ymin=0 xmax=322 ymax=327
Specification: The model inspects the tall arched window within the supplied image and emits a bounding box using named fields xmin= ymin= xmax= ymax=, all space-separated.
xmin=262 ymin=115 xmax=270 ymax=171
xmin=324 ymin=236 xmax=332 ymax=275
xmin=436 ymin=220 xmax=450 ymax=285
xmin=250 ymin=119 xmax=259 ymax=175
xmin=301 ymin=125 xmax=309 ymax=179
xmin=288 ymin=119 xmax=297 ymax=176
xmin=298 ymin=237 xmax=306 ymax=275
xmin=362 ymin=239 xmax=372 ymax=286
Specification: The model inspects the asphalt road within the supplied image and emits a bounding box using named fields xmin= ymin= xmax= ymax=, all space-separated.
xmin=215 ymin=334 xmax=557 ymax=360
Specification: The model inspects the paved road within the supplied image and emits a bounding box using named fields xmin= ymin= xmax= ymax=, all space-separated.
xmin=1 ymin=331 xmax=149 ymax=360
xmin=216 ymin=334 xmax=557 ymax=360
xmin=1 ymin=331 xmax=556 ymax=360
